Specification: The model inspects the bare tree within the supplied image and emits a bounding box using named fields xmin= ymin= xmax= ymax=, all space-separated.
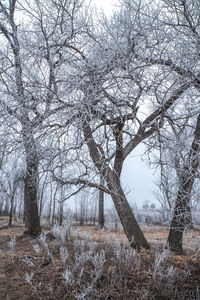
xmin=0 ymin=0 xmax=88 ymax=235
xmin=51 ymin=0 xmax=191 ymax=249
xmin=144 ymin=0 xmax=200 ymax=251
xmin=167 ymin=113 xmax=200 ymax=251
xmin=0 ymin=0 xmax=41 ymax=235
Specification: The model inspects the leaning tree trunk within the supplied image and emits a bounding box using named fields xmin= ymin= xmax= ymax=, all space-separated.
xmin=107 ymin=169 xmax=150 ymax=249
xmin=23 ymin=132 xmax=41 ymax=236
xmin=167 ymin=113 xmax=200 ymax=252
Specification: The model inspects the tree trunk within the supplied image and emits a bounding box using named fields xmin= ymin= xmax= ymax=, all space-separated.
xmin=39 ymin=172 xmax=48 ymax=219
xmin=4 ymin=198 xmax=9 ymax=216
xmin=167 ymin=113 xmax=200 ymax=252
xmin=59 ymin=201 xmax=63 ymax=226
xmin=24 ymin=162 xmax=41 ymax=236
xmin=23 ymin=134 xmax=41 ymax=236
xmin=23 ymin=181 xmax=26 ymax=224
xmin=8 ymin=194 xmax=14 ymax=226
xmin=167 ymin=193 xmax=191 ymax=252
xmin=52 ymin=185 xmax=58 ymax=225
xmin=13 ymin=204 xmax=17 ymax=222
xmin=75 ymin=199 xmax=78 ymax=225
xmin=47 ymin=184 xmax=53 ymax=225
xmin=93 ymin=198 xmax=97 ymax=225
xmin=98 ymin=178 xmax=104 ymax=228
xmin=107 ymin=170 xmax=150 ymax=249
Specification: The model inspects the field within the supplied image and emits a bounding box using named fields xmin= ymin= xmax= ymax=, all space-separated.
xmin=0 ymin=216 xmax=200 ymax=300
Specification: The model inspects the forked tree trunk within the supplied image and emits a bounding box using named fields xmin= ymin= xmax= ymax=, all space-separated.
xmin=107 ymin=170 xmax=150 ymax=249
xmin=83 ymin=119 xmax=150 ymax=249
xmin=167 ymin=113 xmax=200 ymax=252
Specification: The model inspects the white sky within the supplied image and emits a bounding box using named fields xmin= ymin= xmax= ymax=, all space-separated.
xmin=121 ymin=147 xmax=158 ymax=209
xmin=93 ymin=0 xmax=120 ymax=17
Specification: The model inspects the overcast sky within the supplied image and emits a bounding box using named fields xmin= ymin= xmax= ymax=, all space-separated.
xmin=122 ymin=147 xmax=158 ymax=209
xmin=93 ymin=0 xmax=119 ymax=15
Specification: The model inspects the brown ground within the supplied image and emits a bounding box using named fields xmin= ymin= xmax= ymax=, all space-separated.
xmin=0 ymin=217 xmax=200 ymax=300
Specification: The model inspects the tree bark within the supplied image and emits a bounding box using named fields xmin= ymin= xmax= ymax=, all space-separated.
xmin=24 ymin=166 xmax=41 ymax=236
xmin=23 ymin=133 xmax=41 ymax=236
xmin=167 ymin=193 xmax=192 ymax=252
xmin=167 ymin=113 xmax=200 ymax=252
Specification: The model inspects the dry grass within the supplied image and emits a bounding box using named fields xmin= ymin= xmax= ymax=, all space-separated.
xmin=0 ymin=218 xmax=200 ymax=299
xmin=72 ymin=224 xmax=200 ymax=251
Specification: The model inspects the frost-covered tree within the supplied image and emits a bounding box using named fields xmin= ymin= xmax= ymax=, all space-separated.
xmin=0 ymin=0 xmax=88 ymax=235
xmin=167 ymin=113 xmax=200 ymax=251
xmin=0 ymin=0 xmax=41 ymax=235
xmin=150 ymin=97 xmax=200 ymax=250
xmin=142 ymin=0 xmax=200 ymax=251
xmin=51 ymin=0 xmax=192 ymax=249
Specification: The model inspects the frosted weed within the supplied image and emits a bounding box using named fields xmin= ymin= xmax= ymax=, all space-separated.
xmin=91 ymin=249 xmax=106 ymax=272
xmin=60 ymin=246 xmax=68 ymax=265
xmin=25 ymin=272 xmax=34 ymax=285
xmin=63 ymin=268 xmax=74 ymax=286
xmin=53 ymin=225 xmax=65 ymax=242
xmin=22 ymin=256 xmax=35 ymax=267
xmin=39 ymin=233 xmax=48 ymax=249
xmin=8 ymin=235 xmax=16 ymax=253
xmin=153 ymin=249 xmax=171 ymax=279
xmin=33 ymin=243 xmax=40 ymax=255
